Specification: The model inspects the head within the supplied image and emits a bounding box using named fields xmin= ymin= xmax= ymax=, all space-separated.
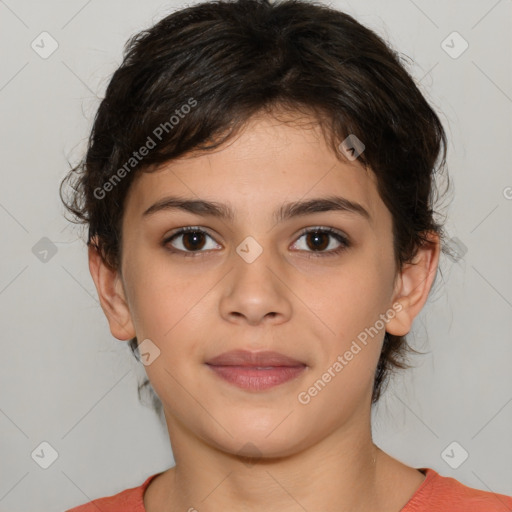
xmin=61 ymin=0 xmax=447 ymax=455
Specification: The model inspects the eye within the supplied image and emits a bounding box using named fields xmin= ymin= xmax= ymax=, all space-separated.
xmin=291 ymin=227 xmax=350 ymax=257
xmin=163 ymin=226 xmax=350 ymax=258
xmin=163 ymin=227 xmax=221 ymax=257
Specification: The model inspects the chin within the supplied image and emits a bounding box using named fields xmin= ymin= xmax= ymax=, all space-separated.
xmin=206 ymin=424 xmax=308 ymax=461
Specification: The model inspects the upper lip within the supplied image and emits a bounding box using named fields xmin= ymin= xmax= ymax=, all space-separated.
xmin=205 ymin=350 xmax=306 ymax=367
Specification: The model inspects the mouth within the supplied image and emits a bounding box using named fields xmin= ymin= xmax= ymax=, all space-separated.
xmin=205 ymin=350 xmax=307 ymax=391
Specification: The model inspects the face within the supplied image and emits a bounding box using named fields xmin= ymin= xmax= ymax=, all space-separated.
xmin=108 ymin=112 xmax=406 ymax=457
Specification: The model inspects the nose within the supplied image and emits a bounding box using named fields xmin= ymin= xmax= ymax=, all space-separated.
xmin=219 ymin=245 xmax=293 ymax=327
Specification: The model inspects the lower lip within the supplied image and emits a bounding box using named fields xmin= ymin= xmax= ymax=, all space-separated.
xmin=206 ymin=364 xmax=306 ymax=391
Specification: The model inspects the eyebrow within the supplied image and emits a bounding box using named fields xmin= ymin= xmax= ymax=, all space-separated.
xmin=142 ymin=195 xmax=371 ymax=223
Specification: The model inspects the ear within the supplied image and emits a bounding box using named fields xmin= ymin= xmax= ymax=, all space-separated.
xmin=386 ymin=231 xmax=441 ymax=337
xmin=88 ymin=239 xmax=136 ymax=341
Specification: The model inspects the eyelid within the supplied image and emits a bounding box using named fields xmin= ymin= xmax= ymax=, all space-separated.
xmin=163 ymin=226 xmax=221 ymax=257
xmin=296 ymin=225 xmax=348 ymax=241
xmin=291 ymin=226 xmax=350 ymax=257
xmin=162 ymin=225 xmax=350 ymax=256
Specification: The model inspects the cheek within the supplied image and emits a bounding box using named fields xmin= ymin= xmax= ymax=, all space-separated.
xmin=124 ymin=255 xmax=221 ymax=372
xmin=302 ymin=268 xmax=390 ymax=403
xmin=308 ymin=257 xmax=395 ymax=395
xmin=320 ymin=262 xmax=392 ymax=336
xmin=123 ymin=250 xmax=192 ymax=331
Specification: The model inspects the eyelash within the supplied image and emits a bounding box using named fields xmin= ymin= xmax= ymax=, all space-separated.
xmin=162 ymin=226 xmax=350 ymax=259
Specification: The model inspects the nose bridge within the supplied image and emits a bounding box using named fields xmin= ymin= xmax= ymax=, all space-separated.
xmin=219 ymin=234 xmax=292 ymax=325
xmin=234 ymin=235 xmax=279 ymax=289
xmin=234 ymin=233 xmax=282 ymax=292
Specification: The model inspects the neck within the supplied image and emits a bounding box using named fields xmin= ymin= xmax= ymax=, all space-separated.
xmin=156 ymin=410 xmax=388 ymax=512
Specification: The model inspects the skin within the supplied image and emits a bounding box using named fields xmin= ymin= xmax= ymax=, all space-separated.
xmin=89 ymin=110 xmax=440 ymax=512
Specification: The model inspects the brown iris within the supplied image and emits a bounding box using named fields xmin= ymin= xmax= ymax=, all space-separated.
xmin=182 ymin=231 xmax=207 ymax=251
xmin=305 ymin=231 xmax=329 ymax=251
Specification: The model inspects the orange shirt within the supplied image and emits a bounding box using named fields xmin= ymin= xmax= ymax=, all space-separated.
xmin=66 ymin=467 xmax=512 ymax=511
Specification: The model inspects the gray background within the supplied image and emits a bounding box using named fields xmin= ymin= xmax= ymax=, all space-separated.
xmin=0 ymin=0 xmax=511 ymax=510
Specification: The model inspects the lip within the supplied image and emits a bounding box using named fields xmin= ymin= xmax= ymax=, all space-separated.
xmin=205 ymin=349 xmax=305 ymax=367
xmin=205 ymin=350 xmax=307 ymax=391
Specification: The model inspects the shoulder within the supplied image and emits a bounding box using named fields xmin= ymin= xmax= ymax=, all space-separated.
xmin=65 ymin=473 xmax=162 ymax=512
xmin=403 ymin=468 xmax=512 ymax=511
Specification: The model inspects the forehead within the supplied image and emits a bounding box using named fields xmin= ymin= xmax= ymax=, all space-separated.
xmin=123 ymin=113 xmax=385 ymax=225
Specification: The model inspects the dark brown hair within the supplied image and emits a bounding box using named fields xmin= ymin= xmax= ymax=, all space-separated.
xmin=60 ymin=0 xmax=448 ymax=413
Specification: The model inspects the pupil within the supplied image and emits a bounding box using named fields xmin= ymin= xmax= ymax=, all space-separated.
xmin=184 ymin=232 xmax=205 ymax=250
xmin=308 ymin=232 xmax=328 ymax=251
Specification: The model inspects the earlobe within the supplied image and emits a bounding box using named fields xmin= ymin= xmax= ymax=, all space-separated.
xmin=386 ymin=232 xmax=441 ymax=337
xmin=88 ymin=241 xmax=136 ymax=341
